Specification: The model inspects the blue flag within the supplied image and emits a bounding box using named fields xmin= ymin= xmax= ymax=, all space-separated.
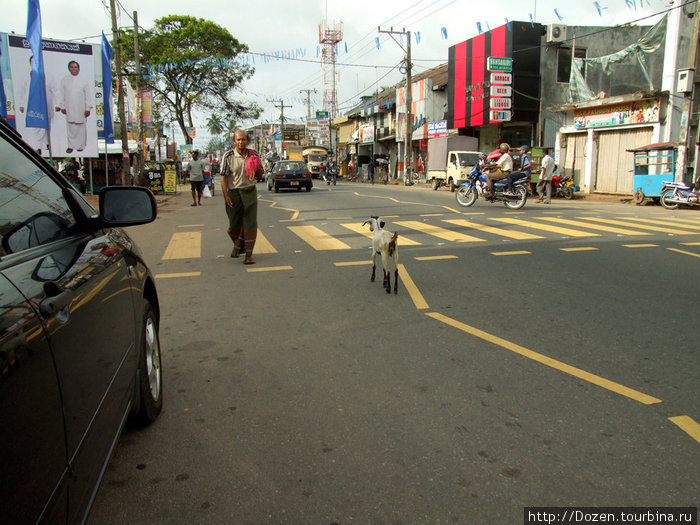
xmin=100 ymin=32 xmax=114 ymax=144
xmin=25 ymin=0 xmax=49 ymax=130
xmin=0 ymin=34 xmax=8 ymax=120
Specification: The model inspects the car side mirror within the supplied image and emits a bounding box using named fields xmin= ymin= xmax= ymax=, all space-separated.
xmin=98 ymin=186 xmax=157 ymax=226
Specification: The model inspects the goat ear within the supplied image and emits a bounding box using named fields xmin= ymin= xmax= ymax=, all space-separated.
xmin=380 ymin=221 xmax=386 ymax=229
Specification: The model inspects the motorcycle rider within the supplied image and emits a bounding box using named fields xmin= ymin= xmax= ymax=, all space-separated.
xmin=486 ymin=143 xmax=513 ymax=196
xmin=504 ymin=145 xmax=531 ymax=196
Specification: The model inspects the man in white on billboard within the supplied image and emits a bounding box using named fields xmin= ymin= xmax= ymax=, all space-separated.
xmin=18 ymin=55 xmax=54 ymax=155
xmin=56 ymin=60 xmax=92 ymax=154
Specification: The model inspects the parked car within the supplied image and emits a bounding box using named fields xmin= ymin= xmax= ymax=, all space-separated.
xmin=0 ymin=117 xmax=163 ymax=524
xmin=266 ymin=160 xmax=313 ymax=192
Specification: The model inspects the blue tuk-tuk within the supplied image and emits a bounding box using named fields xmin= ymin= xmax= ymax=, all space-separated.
xmin=628 ymin=142 xmax=678 ymax=205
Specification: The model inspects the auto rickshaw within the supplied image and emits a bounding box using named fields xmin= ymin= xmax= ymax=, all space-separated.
xmin=628 ymin=142 xmax=678 ymax=205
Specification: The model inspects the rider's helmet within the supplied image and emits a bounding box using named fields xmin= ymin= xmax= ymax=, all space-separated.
xmin=519 ymin=145 xmax=530 ymax=153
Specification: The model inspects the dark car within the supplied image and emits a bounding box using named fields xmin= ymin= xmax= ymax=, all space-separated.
xmin=0 ymin=117 xmax=163 ymax=524
xmin=266 ymin=160 xmax=313 ymax=192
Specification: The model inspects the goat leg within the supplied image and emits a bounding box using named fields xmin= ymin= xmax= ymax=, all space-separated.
xmin=385 ymin=270 xmax=391 ymax=294
xmin=371 ymin=264 xmax=376 ymax=282
xmin=394 ymin=268 xmax=399 ymax=294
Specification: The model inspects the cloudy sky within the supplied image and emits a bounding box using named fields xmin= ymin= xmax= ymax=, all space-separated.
xmin=2 ymin=0 xmax=670 ymax=147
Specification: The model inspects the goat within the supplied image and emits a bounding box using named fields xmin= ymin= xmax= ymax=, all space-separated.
xmin=362 ymin=216 xmax=399 ymax=294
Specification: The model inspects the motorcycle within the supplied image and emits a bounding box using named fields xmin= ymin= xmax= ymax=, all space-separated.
xmin=660 ymin=180 xmax=700 ymax=209
xmin=551 ymin=173 xmax=574 ymax=199
xmin=323 ymin=163 xmax=337 ymax=185
xmin=455 ymin=164 xmax=529 ymax=210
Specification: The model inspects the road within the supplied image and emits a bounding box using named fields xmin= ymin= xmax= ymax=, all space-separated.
xmin=90 ymin=181 xmax=700 ymax=524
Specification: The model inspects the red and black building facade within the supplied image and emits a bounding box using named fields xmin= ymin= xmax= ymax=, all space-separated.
xmin=448 ymin=22 xmax=542 ymax=145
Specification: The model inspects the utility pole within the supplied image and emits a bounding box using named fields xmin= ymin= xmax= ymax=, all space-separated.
xmin=109 ymin=0 xmax=129 ymax=185
xmin=299 ymin=88 xmax=317 ymax=122
xmin=678 ymin=0 xmax=700 ymax=184
xmin=133 ymin=10 xmax=143 ymax=185
xmin=378 ymin=27 xmax=412 ymax=183
xmin=268 ymin=99 xmax=291 ymax=136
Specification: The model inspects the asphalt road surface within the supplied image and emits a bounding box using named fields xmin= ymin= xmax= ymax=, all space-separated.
xmin=89 ymin=180 xmax=700 ymax=524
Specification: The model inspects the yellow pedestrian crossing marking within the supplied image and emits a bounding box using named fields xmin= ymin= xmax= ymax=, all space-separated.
xmin=536 ymin=217 xmax=650 ymax=236
xmin=617 ymin=217 xmax=700 ymax=231
xmin=442 ymin=219 xmax=544 ymax=240
xmin=254 ymin=230 xmax=278 ymax=254
xmin=340 ymin=222 xmax=422 ymax=245
xmin=579 ymin=217 xmax=699 ymax=235
xmin=491 ymin=217 xmax=598 ymax=237
xmin=163 ymin=232 xmax=201 ymax=259
xmin=394 ymin=221 xmax=485 ymax=242
xmin=561 ymin=247 xmax=598 ymax=252
xmin=288 ymin=225 xmax=351 ymax=250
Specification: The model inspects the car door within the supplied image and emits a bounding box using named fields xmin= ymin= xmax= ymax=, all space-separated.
xmin=0 ymin=128 xmax=139 ymax=522
xmin=0 ymin=272 xmax=68 ymax=524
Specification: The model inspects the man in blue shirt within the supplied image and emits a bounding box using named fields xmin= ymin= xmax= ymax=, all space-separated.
xmin=504 ymin=145 xmax=532 ymax=195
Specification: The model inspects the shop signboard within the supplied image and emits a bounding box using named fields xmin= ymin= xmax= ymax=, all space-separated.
xmin=428 ymin=120 xmax=448 ymax=138
xmin=489 ymin=110 xmax=512 ymax=122
xmin=490 ymin=97 xmax=512 ymax=110
xmin=490 ymin=85 xmax=512 ymax=97
xmin=487 ymin=56 xmax=512 ymax=72
xmin=489 ymin=72 xmax=512 ymax=85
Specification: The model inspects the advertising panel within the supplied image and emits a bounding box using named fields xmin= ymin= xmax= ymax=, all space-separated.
xmin=4 ymin=33 xmax=100 ymax=158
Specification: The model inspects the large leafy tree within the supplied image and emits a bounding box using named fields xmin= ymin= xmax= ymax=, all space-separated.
xmin=120 ymin=15 xmax=260 ymax=144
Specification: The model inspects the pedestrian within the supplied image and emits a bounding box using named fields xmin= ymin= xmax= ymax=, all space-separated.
xmin=220 ymin=130 xmax=264 ymax=265
xmin=486 ymin=143 xmax=513 ymax=195
xmin=56 ymin=60 xmax=92 ymax=154
xmin=368 ymin=158 xmax=376 ymax=184
xmin=536 ymin=148 xmax=556 ymax=204
xmin=185 ymin=150 xmax=206 ymax=206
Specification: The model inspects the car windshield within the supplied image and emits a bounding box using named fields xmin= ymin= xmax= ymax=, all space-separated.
xmin=308 ymin=155 xmax=325 ymax=162
xmin=458 ymin=153 xmax=482 ymax=167
xmin=275 ymin=162 xmax=306 ymax=173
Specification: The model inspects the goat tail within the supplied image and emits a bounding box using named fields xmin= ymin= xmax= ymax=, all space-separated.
xmin=388 ymin=232 xmax=398 ymax=257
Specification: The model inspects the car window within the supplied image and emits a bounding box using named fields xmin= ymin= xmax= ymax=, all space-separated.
xmin=0 ymin=135 xmax=78 ymax=256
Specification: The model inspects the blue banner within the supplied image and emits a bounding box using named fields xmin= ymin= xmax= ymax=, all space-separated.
xmin=0 ymin=34 xmax=7 ymax=120
xmin=100 ymin=32 xmax=114 ymax=143
xmin=25 ymin=0 xmax=48 ymax=129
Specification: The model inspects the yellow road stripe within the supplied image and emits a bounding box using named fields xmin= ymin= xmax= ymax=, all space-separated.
xmin=669 ymin=416 xmax=700 ymax=444
xmin=492 ymin=217 xmax=598 ymax=237
xmin=162 ymin=232 xmax=201 ymax=259
xmin=623 ymin=244 xmax=658 ymax=248
xmin=492 ymin=250 xmax=531 ymax=256
xmin=537 ymin=217 xmax=650 ymax=235
xmin=398 ymin=264 xmax=429 ymax=310
xmin=426 ymin=312 xmax=662 ymax=405
xmin=621 ymin=217 xmax=700 ymax=230
xmin=178 ymin=224 xmax=205 ymax=228
xmin=561 ymin=247 xmax=598 ymax=252
xmin=288 ymin=225 xmax=351 ymax=250
xmin=443 ymin=218 xmax=543 ymax=240
xmin=155 ymin=272 xmax=201 ymax=279
xmin=246 ymin=266 xmax=293 ymax=273
xmin=681 ymin=242 xmax=700 ymax=245
xmin=395 ymin=220 xmax=485 ymax=242
xmin=254 ymin=230 xmax=277 ymax=254
xmin=340 ymin=223 xmax=422 ymax=246
xmin=334 ymin=260 xmax=371 ymax=267
xmin=415 ymin=255 xmax=458 ymax=261
xmin=668 ymin=248 xmax=700 ymax=258
xmin=580 ymin=217 xmax=699 ymax=235
xmin=264 ymin=199 xmax=300 ymax=220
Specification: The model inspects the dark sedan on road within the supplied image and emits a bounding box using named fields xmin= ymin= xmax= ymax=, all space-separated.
xmin=0 ymin=117 xmax=163 ymax=524
xmin=266 ymin=160 xmax=313 ymax=192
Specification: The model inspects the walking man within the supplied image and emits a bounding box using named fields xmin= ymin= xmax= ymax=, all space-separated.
xmin=186 ymin=150 xmax=205 ymax=206
xmin=220 ymin=130 xmax=264 ymax=265
xmin=536 ymin=148 xmax=555 ymax=204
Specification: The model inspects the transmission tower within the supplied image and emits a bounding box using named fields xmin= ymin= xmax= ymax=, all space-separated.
xmin=318 ymin=18 xmax=343 ymax=118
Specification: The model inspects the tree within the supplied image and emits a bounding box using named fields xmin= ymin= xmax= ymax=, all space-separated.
xmin=120 ymin=15 xmax=261 ymax=144
xmin=206 ymin=113 xmax=225 ymax=137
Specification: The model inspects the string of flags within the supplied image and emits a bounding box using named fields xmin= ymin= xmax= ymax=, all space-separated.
xmin=141 ymin=1 xmax=660 ymax=74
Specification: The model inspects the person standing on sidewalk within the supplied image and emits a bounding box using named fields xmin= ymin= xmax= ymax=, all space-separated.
xmin=536 ymin=148 xmax=555 ymax=204
xmin=220 ymin=130 xmax=263 ymax=265
xmin=186 ymin=150 xmax=206 ymax=206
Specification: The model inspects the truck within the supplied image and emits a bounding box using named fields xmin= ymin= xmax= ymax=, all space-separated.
xmin=426 ymin=136 xmax=481 ymax=191
xmin=303 ymin=146 xmax=329 ymax=178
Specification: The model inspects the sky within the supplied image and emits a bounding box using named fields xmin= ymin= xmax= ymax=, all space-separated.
xmin=1 ymin=0 xmax=671 ymax=149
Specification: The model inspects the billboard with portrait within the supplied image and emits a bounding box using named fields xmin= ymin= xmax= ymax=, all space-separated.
xmin=3 ymin=34 xmax=101 ymax=158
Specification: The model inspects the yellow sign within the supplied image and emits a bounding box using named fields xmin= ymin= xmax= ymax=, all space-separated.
xmin=164 ymin=167 xmax=177 ymax=194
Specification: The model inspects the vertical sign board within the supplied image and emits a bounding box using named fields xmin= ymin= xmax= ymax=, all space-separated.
xmin=489 ymin=70 xmax=513 ymax=123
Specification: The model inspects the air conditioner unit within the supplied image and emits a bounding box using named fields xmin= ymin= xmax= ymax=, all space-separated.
xmin=546 ymin=24 xmax=567 ymax=43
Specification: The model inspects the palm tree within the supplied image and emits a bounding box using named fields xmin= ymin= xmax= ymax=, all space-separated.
xmin=206 ymin=114 xmax=225 ymax=137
